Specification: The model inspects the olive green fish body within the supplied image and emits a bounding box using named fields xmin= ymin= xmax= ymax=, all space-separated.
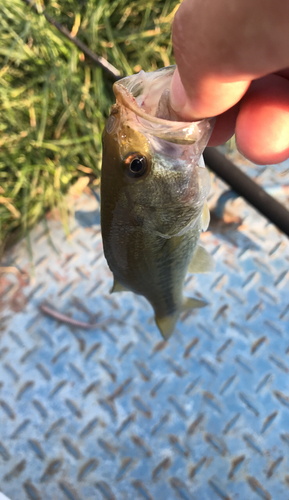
xmin=101 ymin=67 xmax=213 ymax=338
xmin=102 ymin=190 xmax=202 ymax=319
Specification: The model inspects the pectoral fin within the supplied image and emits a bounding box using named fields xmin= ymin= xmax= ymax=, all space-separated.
xmin=188 ymin=245 xmax=215 ymax=273
xmin=202 ymin=201 xmax=210 ymax=231
xmin=110 ymin=277 xmax=128 ymax=294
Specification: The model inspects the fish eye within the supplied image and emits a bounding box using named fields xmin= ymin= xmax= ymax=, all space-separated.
xmin=124 ymin=153 xmax=148 ymax=178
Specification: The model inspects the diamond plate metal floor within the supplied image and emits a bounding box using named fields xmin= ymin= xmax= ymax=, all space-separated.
xmin=0 ymin=156 xmax=289 ymax=500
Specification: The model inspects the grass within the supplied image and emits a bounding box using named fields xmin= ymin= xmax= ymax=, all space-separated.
xmin=0 ymin=0 xmax=179 ymax=256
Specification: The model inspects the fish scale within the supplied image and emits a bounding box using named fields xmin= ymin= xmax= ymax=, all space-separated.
xmin=154 ymin=229 xmax=201 ymax=315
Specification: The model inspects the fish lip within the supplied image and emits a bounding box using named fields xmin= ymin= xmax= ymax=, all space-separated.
xmin=114 ymin=82 xmax=196 ymax=127
xmin=113 ymin=66 xmax=214 ymax=145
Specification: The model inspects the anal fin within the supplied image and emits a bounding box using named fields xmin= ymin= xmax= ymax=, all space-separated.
xmin=182 ymin=297 xmax=208 ymax=311
xmin=110 ymin=277 xmax=128 ymax=294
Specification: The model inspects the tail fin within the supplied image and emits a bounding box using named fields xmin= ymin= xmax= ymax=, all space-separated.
xmin=155 ymin=312 xmax=179 ymax=340
xmin=155 ymin=297 xmax=208 ymax=339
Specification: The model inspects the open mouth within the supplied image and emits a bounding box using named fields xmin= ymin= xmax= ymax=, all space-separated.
xmin=113 ymin=66 xmax=214 ymax=146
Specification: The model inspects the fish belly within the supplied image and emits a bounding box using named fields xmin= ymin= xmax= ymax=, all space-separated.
xmin=103 ymin=219 xmax=202 ymax=319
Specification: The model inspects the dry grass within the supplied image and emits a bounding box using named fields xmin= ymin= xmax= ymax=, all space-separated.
xmin=0 ymin=0 xmax=179 ymax=255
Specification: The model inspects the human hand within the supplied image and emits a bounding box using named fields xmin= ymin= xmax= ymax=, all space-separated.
xmin=170 ymin=0 xmax=289 ymax=164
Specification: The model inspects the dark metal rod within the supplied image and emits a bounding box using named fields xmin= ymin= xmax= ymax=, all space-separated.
xmin=203 ymin=147 xmax=289 ymax=237
xmin=21 ymin=0 xmax=121 ymax=81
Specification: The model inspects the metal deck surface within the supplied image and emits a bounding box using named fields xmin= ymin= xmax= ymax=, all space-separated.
xmin=0 ymin=154 xmax=289 ymax=500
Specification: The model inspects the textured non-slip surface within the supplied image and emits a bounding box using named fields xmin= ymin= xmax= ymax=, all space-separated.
xmin=0 ymin=158 xmax=289 ymax=500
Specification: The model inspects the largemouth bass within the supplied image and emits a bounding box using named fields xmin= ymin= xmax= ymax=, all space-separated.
xmin=101 ymin=66 xmax=214 ymax=339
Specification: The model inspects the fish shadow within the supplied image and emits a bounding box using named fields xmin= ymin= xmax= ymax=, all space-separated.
xmin=210 ymin=190 xmax=261 ymax=251
xmin=75 ymin=209 xmax=100 ymax=228
xmin=210 ymin=211 xmax=261 ymax=251
xmin=75 ymin=190 xmax=100 ymax=228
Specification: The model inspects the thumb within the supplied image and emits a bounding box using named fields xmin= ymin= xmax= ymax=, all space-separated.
xmin=170 ymin=67 xmax=250 ymax=120
xmin=169 ymin=0 xmax=289 ymax=121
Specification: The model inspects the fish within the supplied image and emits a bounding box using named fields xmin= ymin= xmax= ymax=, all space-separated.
xmin=100 ymin=65 xmax=214 ymax=339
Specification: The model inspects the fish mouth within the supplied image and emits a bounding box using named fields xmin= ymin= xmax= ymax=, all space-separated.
xmin=113 ymin=66 xmax=214 ymax=146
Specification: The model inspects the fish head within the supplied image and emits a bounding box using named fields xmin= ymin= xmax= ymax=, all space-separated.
xmin=102 ymin=104 xmax=151 ymax=194
xmin=102 ymin=66 xmax=213 ymax=237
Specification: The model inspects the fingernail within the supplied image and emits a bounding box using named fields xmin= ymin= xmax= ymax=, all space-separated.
xmin=170 ymin=67 xmax=187 ymax=113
